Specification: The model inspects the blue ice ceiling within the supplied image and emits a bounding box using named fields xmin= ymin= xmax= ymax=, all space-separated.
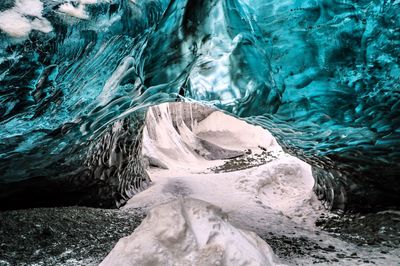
xmin=0 ymin=0 xmax=399 ymax=210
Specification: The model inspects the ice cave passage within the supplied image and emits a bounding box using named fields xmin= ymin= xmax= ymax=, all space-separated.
xmin=0 ymin=0 xmax=400 ymax=211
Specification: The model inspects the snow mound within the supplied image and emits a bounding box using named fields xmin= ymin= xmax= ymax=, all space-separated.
xmin=143 ymin=103 xmax=247 ymax=172
xmin=194 ymin=111 xmax=280 ymax=151
xmin=142 ymin=102 xmax=281 ymax=172
xmin=101 ymin=198 xmax=285 ymax=266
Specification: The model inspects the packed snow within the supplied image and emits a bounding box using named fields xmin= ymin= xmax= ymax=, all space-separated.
xmin=58 ymin=3 xmax=90 ymax=20
xmin=0 ymin=0 xmax=52 ymax=38
xmin=193 ymin=111 xmax=280 ymax=151
xmin=101 ymin=198 xmax=285 ymax=266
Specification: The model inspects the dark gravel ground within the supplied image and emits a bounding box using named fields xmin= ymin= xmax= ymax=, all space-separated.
xmin=259 ymin=231 xmax=396 ymax=265
xmin=209 ymin=148 xmax=280 ymax=173
xmin=259 ymin=232 xmax=345 ymax=264
xmin=316 ymin=210 xmax=400 ymax=248
xmin=258 ymin=209 xmax=400 ymax=265
xmin=0 ymin=207 xmax=146 ymax=266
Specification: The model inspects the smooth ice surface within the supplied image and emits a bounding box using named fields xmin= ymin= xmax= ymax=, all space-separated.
xmin=102 ymin=198 xmax=285 ymax=266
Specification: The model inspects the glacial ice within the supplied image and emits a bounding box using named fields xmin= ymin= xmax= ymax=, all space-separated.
xmin=0 ymin=0 xmax=399 ymax=210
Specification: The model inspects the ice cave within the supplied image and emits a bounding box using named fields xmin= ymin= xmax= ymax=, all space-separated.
xmin=0 ymin=0 xmax=399 ymax=265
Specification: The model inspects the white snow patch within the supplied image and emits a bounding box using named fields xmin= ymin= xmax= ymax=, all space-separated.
xmin=58 ymin=0 xmax=103 ymax=20
xmin=194 ymin=111 xmax=281 ymax=151
xmin=142 ymin=103 xmax=222 ymax=172
xmin=0 ymin=0 xmax=52 ymax=38
xmin=142 ymin=103 xmax=281 ymax=173
xmin=124 ymin=155 xmax=322 ymax=230
xmin=59 ymin=3 xmax=89 ymax=20
xmin=0 ymin=11 xmax=31 ymax=38
xmin=102 ymin=198 xmax=285 ymax=266
xmin=235 ymin=155 xmax=323 ymax=226
xmin=80 ymin=0 xmax=98 ymax=4
xmin=15 ymin=0 xmax=43 ymax=17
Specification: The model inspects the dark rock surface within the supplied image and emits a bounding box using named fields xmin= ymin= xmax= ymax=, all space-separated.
xmin=0 ymin=207 xmax=146 ymax=266
xmin=209 ymin=148 xmax=280 ymax=173
xmin=316 ymin=210 xmax=400 ymax=248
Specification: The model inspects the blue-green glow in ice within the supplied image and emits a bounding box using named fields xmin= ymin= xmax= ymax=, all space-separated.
xmin=0 ymin=0 xmax=399 ymax=210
